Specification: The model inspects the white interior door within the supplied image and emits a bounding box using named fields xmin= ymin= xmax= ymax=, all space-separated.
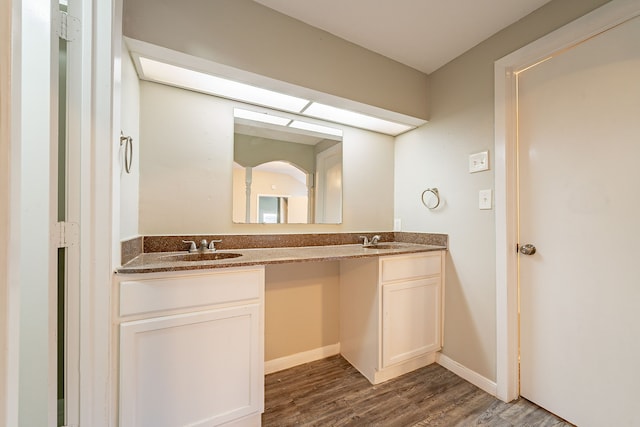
xmin=517 ymin=15 xmax=640 ymax=426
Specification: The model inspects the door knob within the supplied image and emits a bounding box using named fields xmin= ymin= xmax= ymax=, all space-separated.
xmin=519 ymin=244 xmax=536 ymax=255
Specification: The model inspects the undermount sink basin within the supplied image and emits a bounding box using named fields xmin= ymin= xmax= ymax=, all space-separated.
xmin=161 ymin=252 xmax=243 ymax=262
xmin=362 ymin=243 xmax=405 ymax=250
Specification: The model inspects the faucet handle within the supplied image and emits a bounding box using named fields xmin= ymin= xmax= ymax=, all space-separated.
xmin=371 ymin=235 xmax=381 ymax=245
xmin=182 ymin=240 xmax=197 ymax=253
xmin=208 ymin=239 xmax=222 ymax=251
xmin=359 ymin=236 xmax=369 ymax=246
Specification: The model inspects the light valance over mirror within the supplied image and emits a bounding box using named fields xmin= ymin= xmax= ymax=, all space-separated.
xmin=232 ymin=108 xmax=343 ymax=224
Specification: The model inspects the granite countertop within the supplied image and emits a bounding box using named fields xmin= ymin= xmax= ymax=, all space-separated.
xmin=117 ymin=242 xmax=446 ymax=274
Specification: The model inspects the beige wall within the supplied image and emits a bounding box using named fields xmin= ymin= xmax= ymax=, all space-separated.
xmin=265 ymin=262 xmax=340 ymax=361
xmin=122 ymin=0 xmax=429 ymax=120
xmin=138 ymin=81 xmax=395 ymax=234
xmin=119 ymin=42 xmax=140 ymax=239
xmin=394 ymin=0 xmax=612 ymax=381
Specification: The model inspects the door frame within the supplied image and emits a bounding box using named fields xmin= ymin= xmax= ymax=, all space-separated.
xmin=494 ymin=0 xmax=640 ymax=403
xmin=1 ymin=0 xmax=20 ymax=425
xmin=1 ymin=0 xmax=117 ymax=425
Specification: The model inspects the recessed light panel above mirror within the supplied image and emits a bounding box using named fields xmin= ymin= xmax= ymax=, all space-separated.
xmin=133 ymin=53 xmax=417 ymax=136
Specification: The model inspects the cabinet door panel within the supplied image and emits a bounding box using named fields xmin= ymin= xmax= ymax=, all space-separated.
xmin=382 ymin=277 xmax=441 ymax=368
xmin=120 ymin=305 xmax=262 ymax=427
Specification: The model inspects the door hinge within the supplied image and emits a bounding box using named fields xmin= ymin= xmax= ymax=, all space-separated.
xmin=54 ymin=221 xmax=80 ymax=248
xmin=56 ymin=10 xmax=80 ymax=42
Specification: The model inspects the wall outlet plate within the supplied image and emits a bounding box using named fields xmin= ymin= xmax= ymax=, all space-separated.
xmin=469 ymin=151 xmax=489 ymax=173
xmin=479 ymin=189 xmax=492 ymax=210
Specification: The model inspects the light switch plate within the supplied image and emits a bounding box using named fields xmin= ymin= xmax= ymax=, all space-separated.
xmin=393 ymin=218 xmax=402 ymax=231
xmin=479 ymin=189 xmax=492 ymax=210
xmin=469 ymin=151 xmax=489 ymax=173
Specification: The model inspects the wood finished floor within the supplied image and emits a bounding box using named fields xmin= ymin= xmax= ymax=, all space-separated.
xmin=263 ymin=356 xmax=573 ymax=426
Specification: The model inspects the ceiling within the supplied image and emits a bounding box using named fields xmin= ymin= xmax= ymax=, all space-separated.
xmin=253 ymin=0 xmax=554 ymax=74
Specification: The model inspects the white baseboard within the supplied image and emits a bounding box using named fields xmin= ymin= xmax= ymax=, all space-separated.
xmin=265 ymin=343 xmax=341 ymax=375
xmin=373 ymin=352 xmax=436 ymax=385
xmin=436 ymin=353 xmax=497 ymax=396
xmin=220 ymin=413 xmax=261 ymax=427
xmin=264 ymin=346 xmax=498 ymax=398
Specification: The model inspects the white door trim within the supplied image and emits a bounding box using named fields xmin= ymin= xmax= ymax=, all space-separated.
xmin=494 ymin=0 xmax=640 ymax=403
xmin=18 ymin=1 xmax=58 ymax=425
xmin=63 ymin=0 xmax=88 ymax=424
xmin=81 ymin=0 xmax=117 ymax=423
xmin=62 ymin=0 xmax=118 ymax=425
xmin=1 ymin=1 xmax=20 ymax=425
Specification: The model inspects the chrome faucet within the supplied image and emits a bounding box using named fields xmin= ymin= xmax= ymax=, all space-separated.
xmin=359 ymin=235 xmax=382 ymax=247
xmin=182 ymin=239 xmax=223 ymax=253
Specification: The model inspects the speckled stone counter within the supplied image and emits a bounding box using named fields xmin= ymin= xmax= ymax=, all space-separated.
xmin=119 ymin=232 xmax=448 ymax=274
xmin=117 ymin=241 xmax=446 ymax=274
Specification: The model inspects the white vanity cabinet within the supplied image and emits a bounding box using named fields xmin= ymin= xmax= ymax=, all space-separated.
xmin=340 ymin=251 xmax=444 ymax=384
xmin=115 ymin=267 xmax=265 ymax=427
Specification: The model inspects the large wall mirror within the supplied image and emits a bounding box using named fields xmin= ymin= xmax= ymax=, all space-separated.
xmin=233 ymin=108 xmax=343 ymax=224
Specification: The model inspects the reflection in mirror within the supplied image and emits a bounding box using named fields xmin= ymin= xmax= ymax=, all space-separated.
xmin=258 ymin=195 xmax=289 ymax=224
xmin=233 ymin=108 xmax=343 ymax=224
